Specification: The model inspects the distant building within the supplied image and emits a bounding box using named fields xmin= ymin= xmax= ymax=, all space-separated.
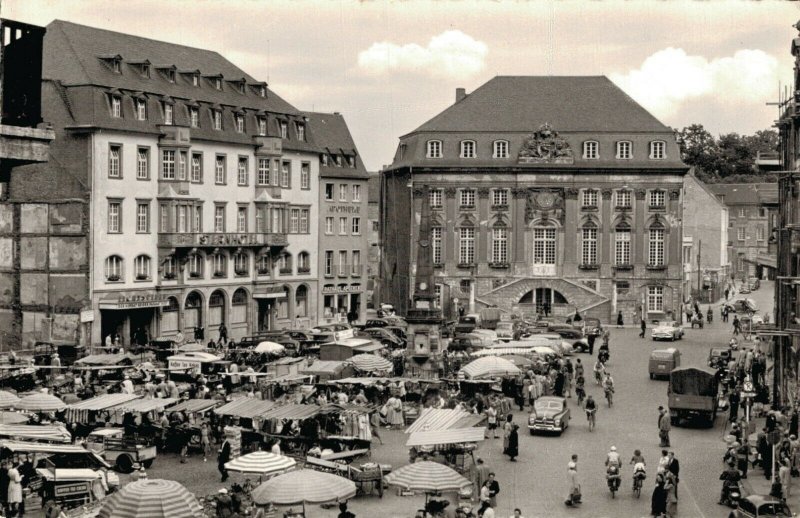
xmin=0 ymin=19 xmax=55 ymax=348
xmin=381 ymin=76 xmax=689 ymax=324
xmin=305 ymin=111 xmax=370 ymax=325
xmin=707 ymin=183 xmax=777 ymax=281
xmin=681 ymin=171 xmax=729 ymax=303
xmin=367 ymin=172 xmax=381 ymax=308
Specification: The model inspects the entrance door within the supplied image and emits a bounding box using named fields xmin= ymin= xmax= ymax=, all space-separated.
xmin=128 ymin=308 xmax=155 ymax=346
xmin=100 ymin=310 xmax=125 ymax=346
xmin=257 ymin=299 xmax=273 ymax=331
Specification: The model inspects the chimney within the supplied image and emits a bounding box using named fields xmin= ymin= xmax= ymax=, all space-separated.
xmin=455 ymin=87 xmax=466 ymax=103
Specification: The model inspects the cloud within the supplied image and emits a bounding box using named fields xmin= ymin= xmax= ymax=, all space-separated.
xmin=357 ymin=30 xmax=488 ymax=79
xmin=610 ymin=47 xmax=779 ymax=119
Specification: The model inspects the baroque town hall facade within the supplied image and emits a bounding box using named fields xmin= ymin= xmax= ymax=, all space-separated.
xmin=381 ymin=76 xmax=689 ymax=323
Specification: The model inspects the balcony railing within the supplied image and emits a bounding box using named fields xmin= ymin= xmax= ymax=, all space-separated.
xmin=158 ymin=231 xmax=288 ymax=248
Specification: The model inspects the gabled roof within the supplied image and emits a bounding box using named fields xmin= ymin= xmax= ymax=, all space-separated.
xmin=304 ymin=111 xmax=369 ymax=179
xmin=44 ymin=20 xmax=298 ymax=115
xmin=409 ymin=76 xmax=672 ymax=135
xmin=707 ymin=183 xmax=778 ymax=205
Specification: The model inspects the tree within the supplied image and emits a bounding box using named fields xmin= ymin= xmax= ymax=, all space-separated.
xmin=676 ymin=124 xmax=721 ymax=182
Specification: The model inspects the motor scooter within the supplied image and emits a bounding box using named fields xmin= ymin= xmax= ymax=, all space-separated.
xmin=720 ymin=480 xmax=742 ymax=508
xmin=606 ymin=465 xmax=621 ymax=498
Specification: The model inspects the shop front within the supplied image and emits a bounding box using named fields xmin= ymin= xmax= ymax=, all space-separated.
xmin=320 ymin=283 xmax=364 ymax=324
xmin=254 ymin=285 xmax=288 ymax=332
xmin=96 ymin=292 xmax=170 ymax=348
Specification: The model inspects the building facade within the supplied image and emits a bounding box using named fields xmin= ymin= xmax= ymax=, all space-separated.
xmin=367 ymin=173 xmax=381 ymax=309
xmin=305 ymin=112 xmax=369 ymax=325
xmin=381 ymin=77 xmax=689 ymax=324
xmin=708 ymin=183 xmax=778 ymax=281
xmin=0 ymin=20 xmax=344 ymax=349
xmin=681 ymin=171 xmax=729 ymax=303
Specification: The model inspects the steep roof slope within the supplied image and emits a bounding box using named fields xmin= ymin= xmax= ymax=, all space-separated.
xmin=304 ymin=111 xmax=369 ymax=179
xmin=707 ymin=183 xmax=777 ymax=205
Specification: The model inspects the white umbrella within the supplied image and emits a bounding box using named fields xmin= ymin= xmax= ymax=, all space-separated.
xmin=459 ymin=356 xmax=521 ymax=380
xmin=17 ymin=393 xmax=66 ymax=412
xmin=251 ymin=469 xmax=356 ymax=513
xmin=98 ymin=479 xmax=203 ymax=518
xmin=225 ymin=451 xmax=296 ymax=476
xmin=254 ymin=341 xmax=285 ymax=354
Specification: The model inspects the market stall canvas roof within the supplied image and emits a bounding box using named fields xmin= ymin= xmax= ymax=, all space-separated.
xmin=74 ymin=353 xmax=135 ymax=366
xmin=166 ymin=399 xmax=222 ymax=414
xmin=301 ymin=361 xmax=346 ymax=375
xmin=259 ymin=404 xmax=323 ymax=421
xmin=68 ymin=393 xmax=141 ymax=411
xmin=405 ymin=408 xmax=477 ymax=434
xmin=214 ymin=398 xmax=275 ymax=418
xmin=406 ymin=427 xmax=486 ymax=447
xmin=0 ymin=424 xmax=72 ymax=443
xmin=110 ymin=398 xmax=179 ymax=413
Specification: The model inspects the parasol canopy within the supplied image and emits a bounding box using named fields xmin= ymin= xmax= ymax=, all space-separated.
xmin=384 ymin=461 xmax=472 ymax=493
xmin=0 ymin=391 xmax=20 ymax=409
xmin=254 ymin=341 xmax=285 ymax=354
xmin=347 ymin=354 xmax=393 ymax=373
xmin=16 ymin=393 xmax=66 ymax=412
xmin=251 ymin=468 xmax=356 ymax=506
xmin=459 ymin=356 xmax=521 ymax=380
xmin=0 ymin=412 xmax=28 ymax=425
xmin=98 ymin=479 xmax=203 ymax=518
xmin=225 ymin=451 xmax=296 ymax=476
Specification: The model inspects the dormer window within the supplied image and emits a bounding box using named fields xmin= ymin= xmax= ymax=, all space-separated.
xmin=258 ymin=117 xmax=267 ymax=136
xmin=426 ymin=140 xmax=442 ymax=159
xmin=336 ymin=156 xmax=343 ymax=167
xmin=296 ymin=122 xmax=305 ymax=142
xmin=138 ymin=64 xmax=150 ymax=78
xmin=460 ymin=140 xmax=476 ymax=158
xmin=583 ymin=141 xmax=599 ymax=159
xmin=348 ymin=156 xmax=356 ymax=168
xmin=163 ymin=103 xmax=173 ymax=125
xmin=259 ymin=85 xmax=266 ymax=97
xmin=493 ymin=140 xmax=508 ymax=158
xmin=165 ymin=69 xmax=175 ymax=82
xmin=616 ymin=141 xmax=632 ymax=160
xmin=192 ymin=74 xmax=199 ymax=87
xmin=279 ymin=120 xmax=288 ymax=139
xmin=135 ymin=98 xmax=147 ymax=121
xmin=215 ymin=78 xmax=222 ymax=90
xmin=189 ymin=107 xmax=199 ymax=128
xmin=650 ymin=140 xmax=666 ymax=160
xmin=235 ymin=113 xmax=245 ymax=133
xmin=237 ymin=82 xmax=245 ymax=94
xmin=322 ymin=154 xmax=329 ymax=166
xmin=110 ymin=95 xmax=122 ymax=118
xmin=212 ymin=110 xmax=222 ymax=130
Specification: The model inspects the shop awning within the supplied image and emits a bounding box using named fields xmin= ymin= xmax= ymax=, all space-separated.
xmin=471 ymin=347 xmax=535 ymax=357
xmin=406 ymin=428 xmax=486 ymax=447
xmin=35 ymin=468 xmax=100 ymax=481
xmin=68 ymin=394 xmax=141 ymax=411
xmin=214 ymin=398 xmax=275 ymax=418
xmin=0 ymin=441 xmax=89 ymax=454
xmin=166 ymin=399 xmax=222 ymax=414
xmin=259 ymin=404 xmax=322 ymax=421
xmin=0 ymin=424 xmax=72 ymax=443
xmin=97 ymin=293 xmax=170 ymax=310
xmin=110 ymin=398 xmax=179 ymax=413
xmin=405 ymin=408 xmax=476 ymax=434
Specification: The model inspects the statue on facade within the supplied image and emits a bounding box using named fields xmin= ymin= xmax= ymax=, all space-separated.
xmin=518 ymin=123 xmax=574 ymax=164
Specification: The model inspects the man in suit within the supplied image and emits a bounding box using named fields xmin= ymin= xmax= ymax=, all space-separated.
xmin=667 ymin=451 xmax=680 ymax=500
xmin=218 ymin=438 xmax=231 ymax=482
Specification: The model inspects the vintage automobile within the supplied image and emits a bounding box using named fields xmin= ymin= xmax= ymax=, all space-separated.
xmin=729 ymin=494 xmax=792 ymax=517
xmin=546 ymin=328 xmax=590 ymax=353
xmin=358 ymin=327 xmax=405 ymax=349
xmin=528 ymin=396 xmax=570 ymax=435
xmin=723 ymin=298 xmax=759 ymax=315
xmin=649 ymin=348 xmax=681 ymax=380
xmin=495 ymin=321 xmax=517 ymax=342
xmin=651 ymin=321 xmax=684 ymax=341
xmin=447 ymin=335 xmax=485 ymax=353
xmin=311 ymin=323 xmax=352 ymax=336
xmin=383 ymin=316 xmax=408 ymax=330
xmin=85 ymin=428 xmax=157 ymax=473
xmin=583 ymin=317 xmax=604 ymax=338
xmin=454 ymin=315 xmax=479 ymax=335
xmin=739 ymin=284 xmax=752 ymax=294
xmin=669 ymin=366 xmax=718 ymax=427
xmin=709 ymin=347 xmax=736 ymax=370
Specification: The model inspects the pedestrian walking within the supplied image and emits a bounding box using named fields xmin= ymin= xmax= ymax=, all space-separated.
xmin=587 ymin=334 xmax=596 ymax=355
xmin=218 ymin=437 xmax=231 ymax=482
xmin=733 ymin=315 xmax=741 ymax=336
xmin=218 ymin=323 xmax=228 ymax=345
xmin=780 ymin=458 xmax=792 ymax=497
xmin=664 ymin=471 xmax=677 ymax=517
xmin=503 ymin=415 xmax=513 ymax=452
xmin=473 ymin=458 xmax=490 ymax=501
xmin=640 ymin=318 xmax=647 ymax=339
xmin=565 ymin=455 xmax=581 ymax=506
xmin=482 ymin=473 xmax=499 ymax=508
xmin=506 ymin=425 xmax=519 ymax=461
xmin=617 ymin=311 xmax=624 ymax=328
xmin=651 ymin=470 xmax=667 ymax=517
xmin=485 ymin=405 xmax=498 ymax=439
xmin=6 ymin=461 xmax=21 ymax=518
xmin=667 ymin=452 xmax=680 ymax=500
xmin=658 ymin=406 xmax=671 ymax=447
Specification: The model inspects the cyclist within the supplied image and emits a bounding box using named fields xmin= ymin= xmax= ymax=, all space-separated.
xmin=605 ymin=446 xmax=621 ymax=468
xmin=593 ymin=359 xmax=605 ymax=385
xmin=584 ymin=395 xmax=597 ymax=431
xmin=602 ymin=372 xmax=615 ymax=406
xmin=575 ymin=375 xmax=586 ymax=405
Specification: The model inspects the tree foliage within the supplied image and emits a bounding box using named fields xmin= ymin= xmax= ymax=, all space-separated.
xmin=676 ymin=124 xmax=779 ymax=184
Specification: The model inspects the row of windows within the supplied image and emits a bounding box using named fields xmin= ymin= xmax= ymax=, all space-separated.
xmin=733 ymin=207 xmax=769 ymax=218
xmin=425 ymin=139 xmax=667 ymax=160
xmin=107 ymin=145 xmax=312 ymax=189
xmin=428 ymin=188 xmax=672 ymax=209
xmin=104 ymin=251 xmax=312 ymax=283
xmin=322 ymin=250 xmax=363 ymax=277
xmin=107 ymin=200 xmax=310 ymax=234
xmin=323 ymin=183 xmax=362 ymax=202
xmin=431 ymin=224 xmax=667 ymax=267
xmin=736 ymin=226 xmax=766 ymax=241
xmin=323 ymin=216 xmax=361 ymax=235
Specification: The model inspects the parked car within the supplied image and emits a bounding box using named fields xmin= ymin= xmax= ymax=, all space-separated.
xmin=447 ymin=335 xmax=484 ymax=353
xmin=651 ymin=321 xmax=684 ymax=341
xmin=495 ymin=321 xmax=517 ymax=342
xmin=85 ymin=428 xmax=157 ymax=473
xmin=708 ymin=347 xmax=736 ymax=370
xmin=546 ymin=327 xmax=590 ymax=353
xmin=583 ymin=317 xmax=603 ymax=338
xmin=311 ymin=323 xmax=352 ymax=334
xmin=729 ymin=494 xmax=792 ymax=517
xmin=358 ymin=328 xmax=405 ymax=348
xmin=723 ymin=298 xmax=758 ymax=315
xmin=455 ymin=315 xmax=479 ymax=334
xmin=739 ymin=284 xmax=752 ymax=294
xmin=528 ymin=396 xmax=570 ymax=435
xmin=383 ymin=316 xmax=408 ymax=330
xmin=361 ymin=318 xmax=391 ymax=329
xmin=383 ymin=326 xmax=408 ymax=342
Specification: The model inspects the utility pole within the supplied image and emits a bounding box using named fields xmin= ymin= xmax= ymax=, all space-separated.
xmin=696 ymin=240 xmax=702 ymax=294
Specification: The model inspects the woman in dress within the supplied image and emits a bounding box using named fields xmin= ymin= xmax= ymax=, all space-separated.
xmin=663 ymin=471 xmax=677 ymax=518
xmin=7 ymin=461 xmax=21 ymax=517
xmin=506 ymin=424 xmax=519 ymax=461
xmin=650 ymin=471 xmax=667 ymax=517
xmin=386 ymin=396 xmax=404 ymax=428
xmin=502 ymin=415 xmax=513 ymax=453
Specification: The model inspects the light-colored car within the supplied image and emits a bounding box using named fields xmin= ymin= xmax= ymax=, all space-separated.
xmin=729 ymin=494 xmax=792 ymax=517
xmin=528 ymin=396 xmax=570 ymax=435
xmin=495 ymin=322 xmax=516 ymax=341
xmin=85 ymin=428 xmax=157 ymax=473
xmin=651 ymin=321 xmax=684 ymax=341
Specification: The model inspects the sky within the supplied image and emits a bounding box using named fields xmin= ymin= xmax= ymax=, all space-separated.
xmin=4 ymin=0 xmax=799 ymax=171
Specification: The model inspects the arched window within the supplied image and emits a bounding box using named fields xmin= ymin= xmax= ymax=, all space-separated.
xmin=648 ymin=222 xmax=666 ymax=267
xmin=209 ymin=290 xmax=225 ymax=307
xmin=231 ymin=288 xmax=248 ymax=324
xmin=614 ymin=223 xmax=632 ymax=266
xmin=185 ymin=292 xmax=202 ymax=309
xmin=580 ymin=221 xmax=598 ymax=266
xmin=279 ymin=253 xmax=292 ymax=275
xmin=188 ymin=253 xmax=204 ymax=278
xmin=184 ymin=291 xmax=203 ymax=330
xmin=233 ymin=252 xmax=249 ymax=276
xmin=460 ymin=140 xmax=476 ymax=159
xmin=492 ymin=140 xmax=509 ymax=158
xmin=297 ymin=252 xmax=310 ymax=273
xmin=257 ymin=254 xmax=271 ymax=276
xmin=163 ymin=255 xmax=177 ymax=279
xmin=295 ymin=285 xmax=308 ymax=318
xmin=209 ymin=289 xmax=226 ymax=327
xmin=164 ymin=296 xmax=179 ymax=312
xmin=583 ymin=141 xmax=599 ymax=159
xmin=104 ymin=255 xmax=123 ymax=282
xmin=533 ymin=224 xmax=557 ymax=265
xmin=134 ymin=255 xmax=151 ymax=280
xmin=162 ymin=296 xmax=180 ymax=334
xmin=212 ymin=253 xmax=227 ymax=277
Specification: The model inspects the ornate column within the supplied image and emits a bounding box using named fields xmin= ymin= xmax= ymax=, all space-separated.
xmin=563 ymin=188 xmax=579 ymax=267
xmin=601 ymin=188 xmax=613 ymax=266
xmin=477 ymin=187 xmax=490 ymax=263
xmin=634 ymin=188 xmax=647 ymax=265
xmin=444 ymin=187 xmax=457 ymax=264
xmin=512 ymin=188 xmax=528 ymax=263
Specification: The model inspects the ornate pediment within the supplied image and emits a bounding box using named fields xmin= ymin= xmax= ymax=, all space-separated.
xmin=524 ymin=188 xmax=565 ymax=225
xmin=518 ymin=123 xmax=574 ymax=164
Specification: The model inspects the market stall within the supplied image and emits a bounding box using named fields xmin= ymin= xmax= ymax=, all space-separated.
xmin=0 ymin=424 xmax=72 ymax=443
xmin=300 ymin=360 xmax=353 ymax=382
xmin=66 ymin=393 xmax=142 ymax=425
xmin=458 ymin=357 xmax=521 ymax=380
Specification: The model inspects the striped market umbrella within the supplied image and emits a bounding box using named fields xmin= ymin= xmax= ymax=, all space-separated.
xmin=348 ymin=354 xmax=393 ymax=373
xmin=251 ymin=469 xmax=356 ymax=510
xmin=0 ymin=391 xmax=20 ymax=409
xmin=0 ymin=412 xmax=27 ymax=425
xmin=225 ymin=451 xmax=296 ymax=476
xmin=458 ymin=356 xmax=521 ymax=380
xmin=384 ymin=461 xmax=471 ymax=493
xmin=98 ymin=479 xmax=203 ymax=518
xmin=16 ymin=393 xmax=66 ymax=412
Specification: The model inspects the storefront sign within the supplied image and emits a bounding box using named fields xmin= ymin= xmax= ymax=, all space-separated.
xmin=160 ymin=232 xmax=288 ymax=248
xmin=322 ymin=284 xmax=363 ymax=294
xmin=333 ymin=329 xmax=355 ymax=341
xmin=169 ymin=359 xmax=202 ymax=371
xmin=80 ymin=310 xmax=94 ymax=323
xmin=328 ymin=205 xmax=360 ymax=214
xmin=253 ymin=287 xmax=287 ymax=299
xmin=198 ymin=233 xmax=264 ymax=246
xmin=98 ymin=293 xmax=170 ymax=310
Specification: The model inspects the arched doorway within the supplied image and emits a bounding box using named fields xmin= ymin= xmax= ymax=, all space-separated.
xmin=231 ymin=288 xmax=249 ymax=336
xmin=519 ymin=288 xmax=567 ymax=317
xmin=208 ymin=289 xmax=226 ymax=331
xmin=184 ymin=291 xmax=204 ymax=333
